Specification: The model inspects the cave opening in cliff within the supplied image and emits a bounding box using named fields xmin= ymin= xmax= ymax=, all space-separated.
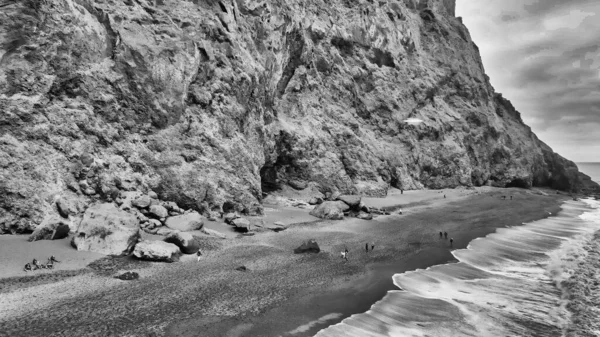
xmin=260 ymin=165 xmax=279 ymax=196
xmin=506 ymin=178 xmax=531 ymax=189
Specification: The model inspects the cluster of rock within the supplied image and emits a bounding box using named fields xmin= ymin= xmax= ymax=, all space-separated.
xmin=308 ymin=194 xmax=390 ymax=221
xmin=224 ymin=212 xmax=288 ymax=233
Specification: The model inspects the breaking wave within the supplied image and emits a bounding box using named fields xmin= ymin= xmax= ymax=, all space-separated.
xmin=315 ymin=199 xmax=600 ymax=337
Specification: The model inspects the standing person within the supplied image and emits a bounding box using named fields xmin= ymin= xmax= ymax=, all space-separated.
xmin=371 ymin=243 xmax=375 ymax=251
xmin=344 ymin=248 xmax=349 ymax=261
xmin=444 ymin=232 xmax=448 ymax=239
xmin=197 ymin=250 xmax=202 ymax=262
xmin=450 ymin=238 xmax=454 ymax=247
xmin=401 ymin=189 xmax=404 ymax=195
xmin=365 ymin=243 xmax=369 ymax=253
xmin=444 ymin=194 xmax=446 ymax=199
xmin=439 ymin=231 xmax=443 ymax=238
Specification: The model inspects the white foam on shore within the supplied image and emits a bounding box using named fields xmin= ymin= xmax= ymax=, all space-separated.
xmin=315 ymin=199 xmax=600 ymax=337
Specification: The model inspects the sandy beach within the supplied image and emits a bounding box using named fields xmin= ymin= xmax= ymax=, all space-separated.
xmin=0 ymin=187 xmax=569 ymax=337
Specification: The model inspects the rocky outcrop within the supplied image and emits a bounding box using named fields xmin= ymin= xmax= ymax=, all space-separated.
xmin=71 ymin=203 xmax=140 ymax=255
xmin=133 ymin=240 xmax=180 ymax=262
xmin=1 ymin=0 xmax=599 ymax=232
xmin=165 ymin=212 xmax=204 ymax=232
xmin=309 ymin=201 xmax=350 ymax=220
xmin=28 ymin=215 xmax=71 ymax=241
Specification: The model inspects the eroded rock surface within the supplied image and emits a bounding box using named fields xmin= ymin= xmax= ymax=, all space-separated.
xmin=1 ymin=0 xmax=599 ymax=232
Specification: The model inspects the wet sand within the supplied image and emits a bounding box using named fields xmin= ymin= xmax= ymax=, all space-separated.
xmin=0 ymin=187 xmax=567 ymax=337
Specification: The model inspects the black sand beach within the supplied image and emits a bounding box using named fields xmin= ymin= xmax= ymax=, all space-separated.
xmin=0 ymin=188 xmax=568 ymax=337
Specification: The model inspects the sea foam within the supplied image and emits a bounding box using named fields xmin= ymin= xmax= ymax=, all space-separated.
xmin=315 ymin=199 xmax=600 ymax=337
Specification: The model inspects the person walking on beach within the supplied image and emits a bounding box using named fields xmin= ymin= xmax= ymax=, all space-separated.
xmin=450 ymin=238 xmax=454 ymax=247
xmin=371 ymin=243 xmax=375 ymax=251
xmin=444 ymin=232 xmax=448 ymax=239
xmin=444 ymin=194 xmax=446 ymax=199
xmin=439 ymin=231 xmax=443 ymax=238
xmin=365 ymin=243 xmax=369 ymax=253
xmin=197 ymin=250 xmax=203 ymax=262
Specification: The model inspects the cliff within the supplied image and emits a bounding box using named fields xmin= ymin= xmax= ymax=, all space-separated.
xmin=1 ymin=0 xmax=598 ymax=233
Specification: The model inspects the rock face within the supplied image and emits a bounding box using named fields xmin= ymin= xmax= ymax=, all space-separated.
xmin=1 ymin=0 xmax=599 ymax=232
xmin=165 ymin=212 xmax=204 ymax=232
xmin=164 ymin=231 xmax=199 ymax=254
xmin=133 ymin=240 xmax=180 ymax=262
xmin=71 ymin=203 xmax=140 ymax=256
xmin=294 ymin=239 xmax=320 ymax=254
xmin=309 ymin=201 xmax=350 ymax=220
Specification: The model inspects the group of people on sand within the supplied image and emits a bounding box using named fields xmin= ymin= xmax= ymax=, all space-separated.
xmin=23 ymin=256 xmax=60 ymax=272
xmin=439 ymin=231 xmax=454 ymax=246
xmin=340 ymin=242 xmax=375 ymax=261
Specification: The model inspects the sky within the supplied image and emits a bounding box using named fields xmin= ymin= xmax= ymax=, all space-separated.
xmin=455 ymin=0 xmax=600 ymax=162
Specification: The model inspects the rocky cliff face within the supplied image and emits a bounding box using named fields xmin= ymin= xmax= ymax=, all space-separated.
xmin=1 ymin=0 xmax=597 ymax=233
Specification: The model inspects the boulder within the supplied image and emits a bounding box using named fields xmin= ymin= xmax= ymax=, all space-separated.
xmin=267 ymin=221 xmax=287 ymax=232
xmin=28 ymin=215 xmax=71 ymax=241
xmin=164 ymin=232 xmax=199 ymax=254
xmin=165 ymin=212 xmax=204 ymax=232
xmin=308 ymin=197 xmax=323 ymax=205
xmin=235 ymin=266 xmax=248 ymax=272
xmin=56 ymin=198 xmax=77 ymax=218
xmin=148 ymin=191 xmax=158 ymax=199
xmin=115 ymin=272 xmax=139 ymax=280
xmin=132 ymin=195 xmax=152 ymax=209
xmin=71 ymin=203 xmax=140 ymax=255
xmin=232 ymin=217 xmax=250 ymax=233
xmin=337 ymin=195 xmax=362 ymax=210
xmin=149 ymin=205 xmax=169 ymax=219
xmin=224 ymin=212 xmax=240 ymax=225
xmin=133 ymin=240 xmax=180 ymax=262
xmin=148 ymin=219 xmax=162 ymax=229
xmin=289 ymin=180 xmax=308 ymax=190
xmin=294 ymin=239 xmax=320 ymax=254
xmin=201 ymin=227 xmax=227 ymax=239
xmin=156 ymin=227 xmax=176 ymax=236
xmin=309 ymin=201 xmax=350 ymax=220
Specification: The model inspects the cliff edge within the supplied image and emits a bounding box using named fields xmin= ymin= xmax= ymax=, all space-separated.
xmin=1 ymin=0 xmax=598 ymax=233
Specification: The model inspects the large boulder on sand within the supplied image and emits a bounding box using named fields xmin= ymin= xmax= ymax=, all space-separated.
xmin=294 ymin=239 xmax=320 ymax=254
xmin=337 ymin=195 xmax=362 ymax=210
xmin=165 ymin=212 xmax=204 ymax=231
xmin=71 ymin=203 xmax=140 ymax=255
xmin=133 ymin=240 xmax=180 ymax=262
xmin=164 ymin=231 xmax=199 ymax=254
xmin=309 ymin=201 xmax=350 ymax=220
xmin=232 ymin=217 xmax=250 ymax=232
xmin=28 ymin=215 xmax=71 ymax=241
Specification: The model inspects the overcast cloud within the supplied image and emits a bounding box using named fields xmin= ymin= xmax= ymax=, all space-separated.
xmin=456 ymin=0 xmax=600 ymax=162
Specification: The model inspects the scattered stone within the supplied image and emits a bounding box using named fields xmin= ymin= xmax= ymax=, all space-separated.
xmin=132 ymin=195 xmax=152 ymax=209
xmin=148 ymin=191 xmax=158 ymax=199
xmin=83 ymin=187 xmax=96 ymax=196
xmin=267 ymin=221 xmax=287 ymax=232
xmin=56 ymin=198 xmax=77 ymax=218
xmin=28 ymin=215 xmax=71 ymax=241
xmin=337 ymin=195 xmax=362 ymax=210
xmin=133 ymin=240 xmax=180 ymax=262
xmin=80 ymin=153 xmax=94 ymax=166
xmin=235 ymin=266 xmax=248 ymax=272
xmin=137 ymin=213 xmax=149 ymax=223
xmin=224 ymin=212 xmax=240 ymax=225
xmin=164 ymin=231 xmax=199 ymax=254
xmin=71 ymin=203 xmax=140 ymax=255
xmin=294 ymin=239 xmax=320 ymax=254
xmin=329 ymin=191 xmax=341 ymax=201
xmin=148 ymin=219 xmax=162 ymax=229
xmin=232 ymin=217 xmax=250 ymax=232
xmin=149 ymin=205 xmax=168 ymax=219
xmin=163 ymin=201 xmax=179 ymax=211
xmin=115 ymin=272 xmax=139 ymax=281
xmin=357 ymin=212 xmax=373 ymax=220
xmin=165 ymin=212 xmax=204 ymax=232
xmin=308 ymin=197 xmax=323 ymax=205
xmin=309 ymin=201 xmax=350 ymax=220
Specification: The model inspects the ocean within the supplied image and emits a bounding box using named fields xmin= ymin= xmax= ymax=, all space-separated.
xmin=577 ymin=162 xmax=600 ymax=184
xmin=315 ymin=199 xmax=600 ymax=337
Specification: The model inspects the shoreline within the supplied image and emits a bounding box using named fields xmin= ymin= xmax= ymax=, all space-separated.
xmin=0 ymin=187 xmax=569 ymax=337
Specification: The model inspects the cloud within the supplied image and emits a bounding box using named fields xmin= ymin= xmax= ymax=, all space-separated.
xmin=456 ymin=0 xmax=600 ymax=162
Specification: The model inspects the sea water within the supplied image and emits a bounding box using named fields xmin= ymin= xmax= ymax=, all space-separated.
xmin=315 ymin=199 xmax=600 ymax=337
xmin=577 ymin=162 xmax=600 ymax=184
